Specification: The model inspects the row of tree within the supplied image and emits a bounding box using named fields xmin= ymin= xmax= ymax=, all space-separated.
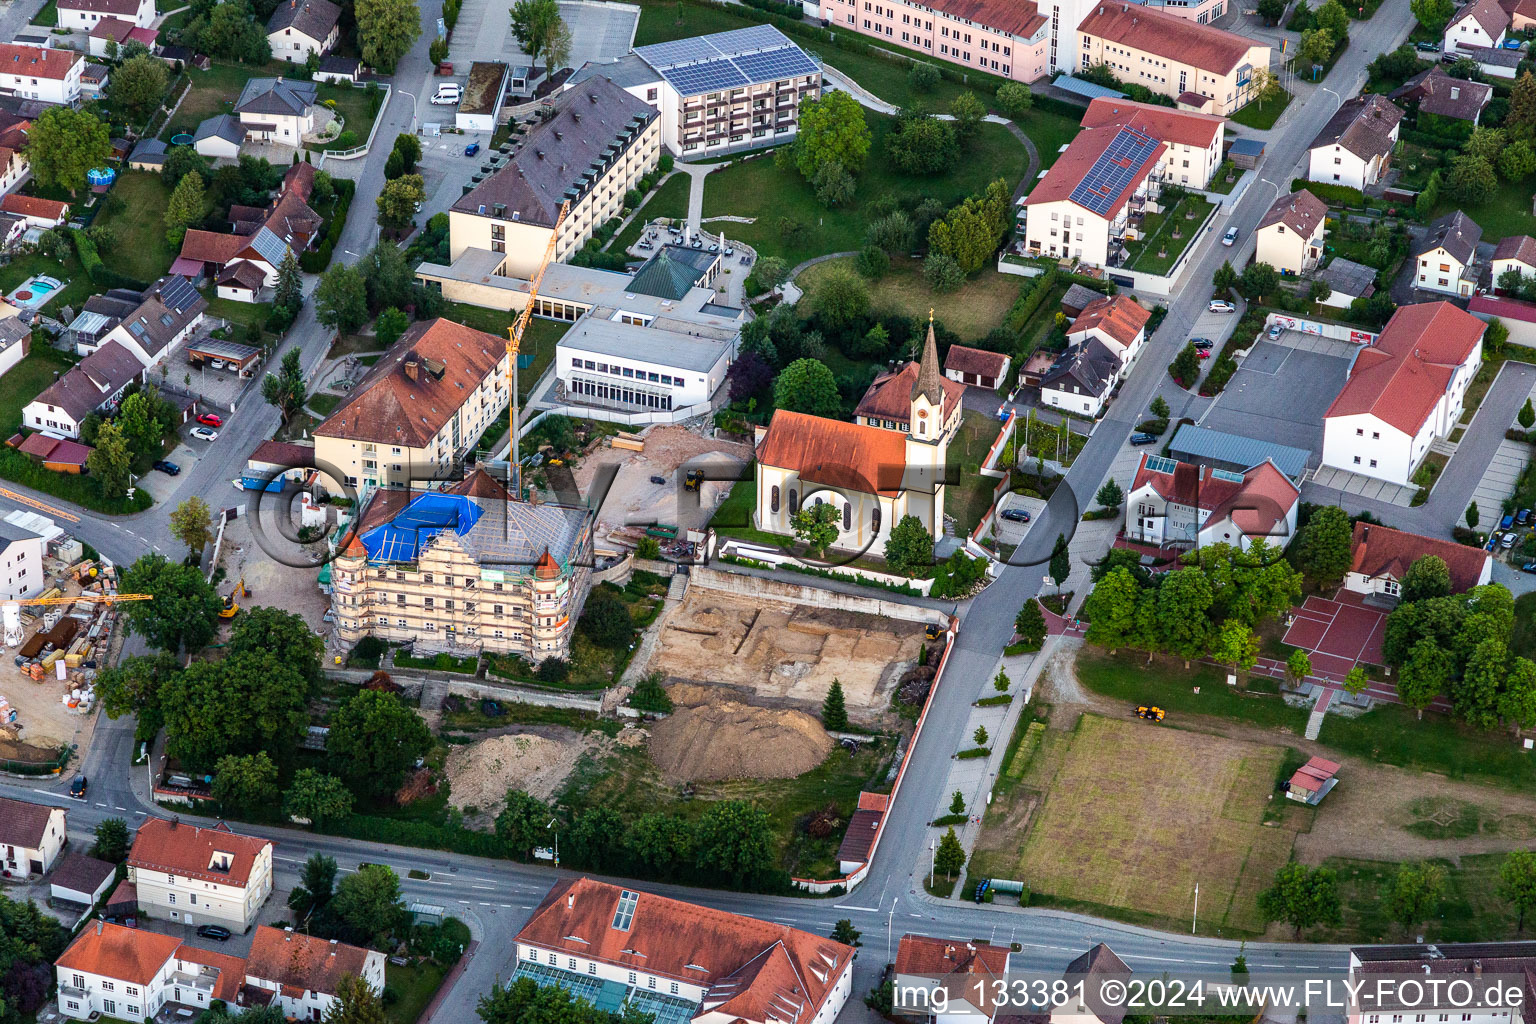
xmin=0 ymin=893 xmax=69 ymax=1024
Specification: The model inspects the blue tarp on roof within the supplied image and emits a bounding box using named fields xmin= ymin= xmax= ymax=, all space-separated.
xmin=1052 ymin=75 xmax=1126 ymax=101
xmin=361 ymin=492 xmax=483 ymax=563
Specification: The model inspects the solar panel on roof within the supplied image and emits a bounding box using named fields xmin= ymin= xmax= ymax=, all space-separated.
xmin=1068 ymin=126 xmax=1161 ymax=217
xmin=734 ymin=46 xmax=819 ymax=84
xmin=661 ymin=57 xmax=749 ymax=95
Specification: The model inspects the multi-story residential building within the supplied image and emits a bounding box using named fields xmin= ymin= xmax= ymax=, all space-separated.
xmin=1078 ymin=96 xmax=1225 ymax=188
xmin=1306 ymin=94 xmax=1403 ymax=190
xmin=0 ymin=520 xmax=44 ymax=602
xmin=571 ymin=25 xmax=822 ymax=156
xmin=314 ymin=318 xmax=511 ymax=494
xmin=243 ymin=927 xmax=387 ymax=1020
xmin=329 ymin=470 xmax=594 ymax=661
xmin=1124 ymin=453 xmax=1299 ymax=550
xmin=449 ymin=75 xmax=659 ymax=278
xmin=67 ymin=275 xmax=207 ymax=368
xmin=0 ymin=794 xmax=65 ymax=878
xmin=1343 ymin=523 xmax=1492 ymax=603
xmin=818 ymin=0 xmax=1050 ymax=83
xmin=1493 ymin=234 xmax=1536 ymax=292
xmin=513 ymin=878 xmax=854 ymax=1024
xmin=266 ymin=0 xmax=341 ymax=63
xmin=1254 ymin=189 xmax=1327 ymax=276
xmin=1346 ymin=944 xmax=1536 ymax=1024
xmin=1444 ymin=0 xmax=1508 ymax=53
xmin=1322 ymin=301 xmax=1485 ymax=486
xmin=56 ymin=922 xmax=246 ymax=1022
xmin=1414 ymin=210 xmax=1482 ymax=297
xmin=894 ymin=935 xmax=1010 ymax=1024
xmin=0 ymin=43 xmax=83 ymax=105
xmin=21 ymin=340 xmax=144 ymax=439
xmin=126 ymin=818 xmax=274 ymax=932
xmin=56 ymin=0 xmax=154 ymax=32
xmin=1020 ymin=123 xmax=1166 ymax=267
xmin=1076 ymin=4 xmax=1270 ymax=115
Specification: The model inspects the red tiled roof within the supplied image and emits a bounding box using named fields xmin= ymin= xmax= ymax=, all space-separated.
xmin=249 ymin=438 xmax=315 ymax=467
xmin=88 ymin=16 xmax=134 ymax=39
xmin=58 ymin=0 xmax=141 ymax=14
xmin=519 ymin=878 xmax=853 ymax=1021
xmin=449 ymin=467 xmax=509 ymax=499
xmin=916 ymin=0 xmax=1045 ymax=38
xmin=18 ymin=431 xmax=91 ymax=465
xmin=0 ymin=193 xmax=67 ymax=220
xmin=1470 ymin=293 xmax=1536 ymax=324
xmin=1130 ymin=454 xmax=1298 ymax=539
xmin=855 ymin=358 xmax=965 ymax=425
xmin=244 ymin=926 xmax=376 ymax=998
xmin=1503 ymin=0 xmax=1536 ymax=22
xmin=1080 ymin=96 xmax=1224 ymax=150
xmin=1022 ymin=124 xmax=1166 ymax=217
xmin=895 ymin=935 xmax=1010 ymax=1019
xmin=1324 ymin=301 xmax=1485 ymax=436
xmin=757 ymin=409 xmax=911 ymax=497
xmin=1289 ymin=756 xmax=1341 ymax=793
xmin=0 ymin=794 xmax=59 ymax=849
xmin=1070 ymin=294 xmax=1151 ymax=349
xmin=0 ymin=44 xmax=80 ymax=81
xmin=1257 ymin=189 xmax=1328 ymax=240
xmin=944 ymin=345 xmax=1009 ymax=379
xmin=127 ymin=818 xmax=271 ymax=886
xmin=50 ymin=852 xmax=117 ymax=896
xmin=1349 ymin=522 xmax=1491 ymax=594
xmin=835 ymin=808 xmax=883 ymax=863
xmin=178 ymin=229 xmax=247 ymax=264
xmin=57 ymin=923 xmax=182 ymax=986
xmin=1077 ymin=3 xmax=1260 ymax=74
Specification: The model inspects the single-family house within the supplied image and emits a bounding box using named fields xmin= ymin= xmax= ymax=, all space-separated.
xmin=70 ymin=275 xmax=206 ymax=367
xmin=1344 ymin=521 xmax=1493 ymax=600
xmin=21 ymin=339 xmax=144 ymax=438
xmin=0 ymin=43 xmax=83 ymax=105
xmin=266 ymin=0 xmax=341 ymax=63
xmin=0 ymin=116 xmax=30 ymax=195
xmin=1255 ymin=189 xmax=1327 ymax=275
xmin=126 ymin=818 xmax=274 ymax=932
xmin=1315 ymin=257 xmax=1377 ymax=309
xmin=243 ymin=927 xmax=386 ymax=1020
xmin=1066 ymin=293 xmax=1151 ymax=370
xmin=0 ymin=192 xmax=67 ymax=228
xmin=1039 ymin=337 xmax=1120 ymax=417
xmin=0 ymin=315 xmax=28 ymax=377
xmin=1125 ymin=453 xmax=1300 ymax=551
xmin=177 ymin=226 xmax=291 ymax=300
xmin=1392 ymin=66 xmax=1493 ymax=125
xmin=12 ymin=432 xmax=92 ymax=474
xmin=1505 ymin=0 xmax=1536 ymax=32
xmin=1322 ymin=301 xmax=1485 ymax=485
xmin=1415 ymin=210 xmax=1482 ymax=297
xmin=1444 ymin=0 xmax=1508 ymax=53
xmin=894 ymin=935 xmax=1010 ymax=1024
xmin=0 ymin=794 xmax=65 ymax=877
xmin=193 ymin=113 xmax=244 ymax=159
xmin=86 ymin=17 xmax=156 ymax=58
xmin=943 ymin=345 xmax=1010 ymax=390
xmin=1493 ymin=234 xmax=1536 ymax=294
xmin=57 ymin=0 xmax=154 ymax=32
xmin=1306 ymin=94 xmax=1402 ymax=191
xmin=234 ymin=77 xmax=315 ymax=146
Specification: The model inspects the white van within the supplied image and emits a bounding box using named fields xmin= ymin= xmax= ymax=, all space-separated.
xmin=432 ymin=83 xmax=462 ymax=105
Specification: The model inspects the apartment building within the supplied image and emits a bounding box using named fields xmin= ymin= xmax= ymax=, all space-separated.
xmin=1078 ymin=96 xmax=1225 ymax=188
xmin=571 ymin=25 xmax=822 ymax=156
xmin=1254 ymin=189 xmax=1327 ymax=275
xmin=0 ymin=520 xmax=44 ymax=602
xmin=1020 ymin=123 xmax=1166 ymax=267
xmin=818 ymin=0 xmax=1050 ymax=82
xmin=1076 ymin=3 xmax=1270 ymax=115
xmin=56 ymin=922 xmax=245 ymax=1022
xmin=0 ymin=794 xmax=65 ymax=878
xmin=1124 ymin=453 xmax=1299 ymax=550
xmin=448 ymin=74 xmax=659 ymax=278
xmin=330 ymin=470 xmax=594 ymax=661
xmin=1415 ymin=210 xmax=1482 ymax=297
xmin=56 ymin=0 xmax=154 ymax=30
xmin=314 ymin=318 xmax=510 ymax=495
xmin=0 ymin=43 xmax=83 ymax=105
xmin=126 ymin=818 xmax=274 ymax=932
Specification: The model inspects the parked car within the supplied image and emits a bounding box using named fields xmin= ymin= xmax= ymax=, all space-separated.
xmin=197 ymin=412 xmax=222 ymax=427
xmin=1522 ymin=561 xmax=1536 ymax=574
xmin=1222 ymin=227 xmax=1239 ymax=246
xmin=152 ymin=460 xmax=180 ymax=475
xmin=465 ymin=142 xmax=480 ymax=156
xmin=190 ymin=426 xmax=218 ymax=442
xmin=1268 ymin=323 xmax=1284 ymax=340
xmin=1130 ymin=432 xmax=1159 ymax=446
xmin=1503 ymin=532 xmax=1518 ymax=550
xmin=209 ymin=359 xmax=225 ymax=370
xmin=1191 ymin=337 xmax=1213 ymax=349
xmin=432 ymin=83 xmax=462 ymax=104
xmin=196 ymin=925 xmax=232 ymax=941
xmin=1000 ymin=508 xmax=1031 ymax=523
xmin=1209 ymin=300 xmax=1235 ymax=313
xmin=68 ymin=775 xmax=87 ymax=799
xmin=1502 ymin=513 xmax=1516 ymax=530
xmin=1416 ymin=40 xmax=1440 ymax=52
xmin=1197 ymin=349 xmax=1211 ymax=359
xmin=1520 ymin=508 xmax=1531 ymax=526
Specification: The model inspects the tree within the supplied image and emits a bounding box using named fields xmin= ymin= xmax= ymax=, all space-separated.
xmin=1170 ymin=343 xmax=1200 ymax=386
xmin=923 ymin=252 xmax=964 ymax=292
xmin=1256 ymin=0 xmax=1286 ymax=21
xmin=1510 ymin=72 xmax=1536 ymax=141
xmin=1466 ymin=502 xmax=1480 ymax=530
xmin=373 ymin=307 xmax=409 ymax=349
xmin=332 ymin=863 xmax=404 ymax=942
xmin=884 ymin=515 xmax=934 ymax=576
xmin=1258 ymin=862 xmax=1342 ymax=938
xmin=1211 ymin=620 xmax=1259 ymax=673
xmin=362 ymin=240 xmax=414 ymax=312
xmin=929 ymin=179 xmax=1011 ymax=273
xmin=791 ymin=501 xmax=840 ymax=557
xmin=1486 ymin=317 xmax=1510 ymax=356
xmin=1500 ymin=140 xmax=1536 ymax=182
xmin=1286 ymin=647 xmax=1312 ymax=683
xmin=288 ymin=852 xmax=338 ymax=921
xmin=160 ymin=650 xmax=311 ymax=770
xmin=93 ymin=818 xmax=131 ymax=862
xmin=1500 ymin=850 xmax=1536 ymax=932
xmin=191 ymin=0 xmax=271 ymax=61
xmin=1095 ymin=478 xmax=1123 ymax=510
xmin=1085 ymin=568 xmax=1141 ymax=649
xmin=995 ymin=81 xmax=1033 ymax=118
xmin=322 ymin=972 xmax=389 ymax=1024
xmin=1239 ymin=261 xmax=1280 ymax=302
xmin=161 ymin=145 xmax=208 ymax=189
xmin=949 ymin=91 xmax=986 ymax=146
xmin=1386 ymin=861 xmax=1446 ymax=935
xmin=1213 ymin=260 xmax=1238 ymax=293
xmin=1150 ymin=395 xmax=1170 ymax=419
xmin=106 ymin=53 xmax=168 ymax=123
xmin=230 ymin=606 xmax=325 ymax=687
xmin=1344 ymin=666 xmax=1369 ymax=696
xmin=283 ymin=769 xmax=355 ymax=828
xmin=908 ymin=61 xmax=940 ymax=93
xmin=495 ymin=790 xmax=550 ymax=860
xmin=1454 ymin=637 xmax=1506 ymax=729
xmin=1014 ymin=599 xmax=1048 ymax=648
xmin=753 ymin=255 xmax=789 ymax=292
xmin=1411 ymin=0 xmax=1455 ymax=32
xmin=543 ymin=17 xmax=572 ymax=73
xmin=1416 ymin=169 xmax=1442 ymax=218
xmin=812 ymin=159 xmax=856 ymax=208
xmin=831 ymin=919 xmax=862 ymax=946
xmin=116 ymin=388 xmax=171 ymax=462
xmin=1446 ymin=154 xmax=1498 ymax=205
xmin=94 ymin=652 xmax=177 ymax=739
xmin=212 ymin=751 xmax=280 ymax=813
xmin=887 ymin=110 xmax=959 ymax=176
xmin=1400 ymin=555 xmax=1452 ymax=604
xmin=1296 ymin=27 xmax=1335 ymax=68
xmin=993 ymin=669 xmax=1010 ymax=694
xmin=1312 ymin=0 xmax=1348 ymax=36
xmin=1049 ymin=533 xmax=1071 ymax=589
xmin=274 ymin=250 xmax=303 ymax=316
xmin=866 ymin=212 xmax=915 ymax=254
xmin=120 ymin=553 xmax=223 ymax=655
xmin=327 ymin=689 xmax=433 ymax=799
xmin=509 ymin=0 xmax=563 ymax=68
xmin=774 ymin=358 xmax=840 ymax=417
xmin=793 ymin=90 xmax=871 ymax=180
xmin=356 ymin=0 xmax=419 ymax=72
xmin=169 ymin=496 xmax=213 ymax=559
xmin=316 ymin=263 xmax=369 ymax=333
xmin=26 ymin=105 xmax=112 ymax=195
xmin=261 ymin=347 xmax=308 ymax=421
xmin=1466 ymin=126 xmax=1507 ymax=165
xmin=695 ymin=800 xmax=775 ymax=886
xmin=934 ymin=826 xmax=965 ymax=879
xmin=1398 ymin=639 xmax=1453 ymax=718
xmin=973 ymin=725 xmax=989 ymax=746
xmin=86 ymin=421 xmax=132 ymax=499
xmin=1523 ymin=400 xmax=1536 ymax=430
xmin=1158 ymin=568 xmax=1215 ymax=659
xmin=376 ymin=173 xmax=425 ymax=228
xmin=1500 ymin=657 xmax=1536 ymax=733
xmin=822 ymin=678 xmax=848 ymax=731
xmin=814 ymin=265 xmax=869 ymax=330
xmin=1296 ymin=505 xmax=1352 ymax=587
xmin=392 ymin=132 xmax=422 ymax=173
xmin=855 ymin=243 xmax=890 ymax=280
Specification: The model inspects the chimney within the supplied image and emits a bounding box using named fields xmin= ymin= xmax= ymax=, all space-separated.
xmin=405 ymin=357 xmax=420 ymax=381
xmin=1475 ymin=961 xmax=1483 ymax=977
xmin=567 ymin=892 xmax=576 ymax=909
xmin=97 ymin=919 xmax=103 ymax=935
xmin=1451 ymin=86 xmax=1460 ymax=100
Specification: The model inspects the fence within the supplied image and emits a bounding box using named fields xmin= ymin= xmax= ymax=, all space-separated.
xmin=0 ymin=745 xmax=70 ymax=776
xmin=1264 ymin=311 xmax=1378 ymax=345
xmin=315 ymin=84 xmax=393 ymax=163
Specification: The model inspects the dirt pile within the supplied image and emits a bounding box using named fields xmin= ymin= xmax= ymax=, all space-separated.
xmin=444 ymin=730 xmax=598 ymax=814
xmin=648 ymin=699 xmax=834 ymax=782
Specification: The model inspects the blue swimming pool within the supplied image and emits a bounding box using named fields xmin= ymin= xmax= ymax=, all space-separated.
xmin=7 ymin=275 xmax=62 ymax=309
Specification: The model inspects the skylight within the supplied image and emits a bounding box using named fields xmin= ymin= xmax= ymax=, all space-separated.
xmin=612 ymin=889 xmax=638 ymax=931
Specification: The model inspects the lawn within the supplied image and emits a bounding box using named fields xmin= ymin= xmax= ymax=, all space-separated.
xmin=162 ymin=62 xmax=269 ymax=141
xmin=94 ymin=172 xmax=181 ymax=285
xmin=1433 ymin=170 xmax=1536 ymax=237
xmin=700 ymin=115 xmax=1029 ymax=265
xmin=947 ymin=410 xmax=1006 ymax=537
xmin=1022 ymin=109 xmax=1083 ymax=170
xmin=1076 ymin=648 xmax=1311 ymax=733
xmin=1317 ymin=701 xmax=1536 ymax=793
xmin=1229 ymin=89 xmax=1292 ymax=131
xmin=799 ymin=256 xmax=1024 ymax=342
xmin=0 ymin=252 xmax=93 ymax=313
xmin=385 ymin=961 xmax=449 ymax=1024
xmin=34 ymin=0 xmax=58 ymax=24
xmin=308 ymin=393 xmax=342 ymax=416
xmin=319 ymin=82 xmax=385 ymax=151
xmin=609 ymin=172 xmax=690 ymax=252
xmin=1208 ymin=160 xmax=1241 ymax=195
xmin=330 ymin=332 xmax=392 ymax=358
xmin=971 ymin=712 xmax=1297 ymax=936
xmin=1315 ymin=854 xmax=1515 ymax=943
xmin=0 ymin=347 xmax=75 ymax=436
xmin=1122 ymin=194 xmax=1217 ymax=275
xmin=440 ymin=302 xmax=571 ymax=401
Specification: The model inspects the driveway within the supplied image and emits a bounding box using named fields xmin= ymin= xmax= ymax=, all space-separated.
xmin=446 ymin=0 xmax=636 ymax=72
xmin=1197 ymin=339 xmax=1351 ymax=456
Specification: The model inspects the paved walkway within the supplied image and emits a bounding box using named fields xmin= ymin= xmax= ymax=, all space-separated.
xmin=779 ymin=250 xmax=857 ymax=304
xmin=678 ymin=161 xmax=711 ymax=233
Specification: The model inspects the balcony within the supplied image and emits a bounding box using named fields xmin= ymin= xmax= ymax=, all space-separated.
xmin=59 ymin=984 xmax=89 ymax=1001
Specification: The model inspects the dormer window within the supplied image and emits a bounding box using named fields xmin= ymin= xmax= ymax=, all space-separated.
xmin=208 ymin=852 xmax=232 ymax=872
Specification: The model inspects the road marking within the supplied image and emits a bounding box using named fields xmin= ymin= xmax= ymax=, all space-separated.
xmin=471 ymin=885 xmax=495 ymax=890
xmin=499 ymin=904 xmax=512 ymax=908
xmin=95 ymin=802 xmax=106 ymax=807
xmin=135 ymin=810 xmax=146 ymax=815
xmin=478 ymin=902 xmax=491 ymax=906
xmin=425 ymin=880 xmax=451 ymax=886
xmin=275 ymin=856 xmax=301 ymax=863
xmin=832 ymin=904 xmax=880 ymax=913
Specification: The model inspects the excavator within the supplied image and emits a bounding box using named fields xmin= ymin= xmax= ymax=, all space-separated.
xmin=219 ymin=577 xmax=249 ymax=619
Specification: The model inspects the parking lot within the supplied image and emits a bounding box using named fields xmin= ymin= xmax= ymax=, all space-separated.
xmin=446 ymin=0 xmax=636 ymax=77
xmin=1197 ymin=333 xmax=1352 ymax=456
xmin=993 ymin=492 xmax=1045 ymax=545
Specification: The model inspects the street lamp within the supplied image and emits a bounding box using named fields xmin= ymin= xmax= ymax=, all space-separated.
xmin=398 ymin=88 xmax=420 ymax=133
xmin=547 ymin=817 xmax=559 ymax=867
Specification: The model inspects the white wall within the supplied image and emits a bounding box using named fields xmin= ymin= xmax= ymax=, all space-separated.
xmin=0 ymin=803 xmax=63 ymax=875
xmin=1024 ymin=198 xmax=1111 ymax=266
xmin=59 ymin=0 xmax=152 ymax=29
xmin=129 ymin=844 xmax=274 ymax=931
xmin=0 ymin=534 xmax=44 ymax=603
xmin=1041 ymin=376 xmax=1110 ymax=417
xmin=1308 ymin=144 xmax=1371 ymax=191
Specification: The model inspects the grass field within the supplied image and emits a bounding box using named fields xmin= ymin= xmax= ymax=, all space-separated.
xmin=609 ymin=172 xmax=691 ymax=252
xmin=947 ymin=410 xmax=1006 ymax=537
xmin=1318 ymin=701 xmax=1536 ymax=792
xmin=1316 ymin=854 xmax=1515 ymax=943
xmin=799 ymin=257 xmax=1023 ymax=341
xmin=385 ymin=961 xmax=448 ymax=1024
xmin=0 ymin=252 xmax=92 ymax=312
xmin=1432 ymin=169 xmax=1536 ymax=237
xmin=1076 ymin=648 xmax=1310 ymax=733
xmin=94 ymin=172 xmax=182 ymax=284
xmin=0 ymin=347 xmax=75 ymax=436
xmin=162 ymin=62 xmax=267 ymax=140
xmin=973 ymin=712 xmax=1297 ymax=936
xmin=700 ymin=115 xmax=1029 ymax=265
xmin=1229 ymin=90 xmax=1292 ymax=131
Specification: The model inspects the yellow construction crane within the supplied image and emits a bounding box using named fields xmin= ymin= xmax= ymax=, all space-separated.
xmin=3 ymin=593 xmax=151 ymax=646
xmin=0 ymin=487 xmax=79 ymax=523
xmin=506 ymin=199 xmax=571 ymax=494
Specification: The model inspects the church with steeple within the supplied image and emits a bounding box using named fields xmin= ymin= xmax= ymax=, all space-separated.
xmin=750 ymin=321 xmax=963 ymax=556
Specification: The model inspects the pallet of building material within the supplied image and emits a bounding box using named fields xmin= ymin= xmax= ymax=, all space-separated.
xmin=611 ymin=433 xmax=645 ymax=452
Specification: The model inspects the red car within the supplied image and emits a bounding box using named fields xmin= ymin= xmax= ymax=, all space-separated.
xmin=197 ymin=412 xmax=223 ymax=427
xmin=1196 ymin=350 xmax=1211 ymax=359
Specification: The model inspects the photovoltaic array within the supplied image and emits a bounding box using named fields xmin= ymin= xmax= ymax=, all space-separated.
xmin=1068 ymin=126 xmax=1160 ymax=216
xmin=634 ymin=24 xmax=820 ymax=96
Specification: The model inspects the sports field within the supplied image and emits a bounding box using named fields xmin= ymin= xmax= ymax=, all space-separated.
xmin=978 ymin=713 xmax=1300 ymax=935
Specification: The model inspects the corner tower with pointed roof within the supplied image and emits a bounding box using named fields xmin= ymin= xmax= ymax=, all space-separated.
xmin=901 ymin=316 xmax=953 ymax=534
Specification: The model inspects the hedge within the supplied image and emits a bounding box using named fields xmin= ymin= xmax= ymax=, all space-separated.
xmin=73 ymin=229 xmax=145 ymax=291
xmin=320 ymin=813 xmax=506 ymax=858
xmin=1291 ymin=178 xmax=1367 ymax=207
xmin=1003 ymin=268 xmax=1058 ymax=334
xmin=300 ymin=178 xmax=354 ymax=273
